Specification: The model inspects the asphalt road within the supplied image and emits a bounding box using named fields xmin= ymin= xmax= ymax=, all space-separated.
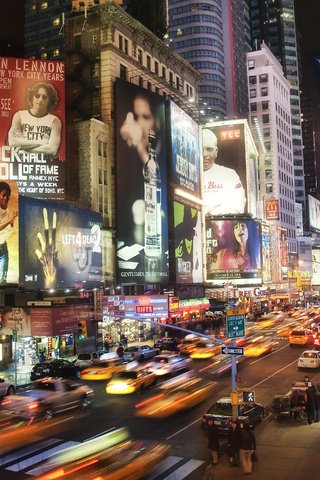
xmin=0 ymin=324 xmax=315 ymax=480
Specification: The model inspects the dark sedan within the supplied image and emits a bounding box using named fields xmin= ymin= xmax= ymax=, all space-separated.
xmin=30 ymin=359 xmax=81 ymax=381
xmin=154 ymin=338 xmax=180 ymax=352
xmin=201 ymin=397 xmax=264 ymax=435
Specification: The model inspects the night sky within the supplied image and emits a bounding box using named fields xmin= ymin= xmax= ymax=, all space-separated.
xmin=0 ymin=0 xmax=24 ymax=57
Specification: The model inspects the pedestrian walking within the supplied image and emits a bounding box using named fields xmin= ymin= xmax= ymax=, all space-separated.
xmin=305 ymin=384 xmax=317 ymax=424
xmin=116 ymin=343 xmax=124 ymax=358
xmin=227 ymin=420 xmax=241 ymax=467
xmin=239 ymin=423 xmax=256 ymax=474
xmin=314 ymin=384 xmax=320 ymax=422
xmin=207 ymin=419 xmax=220 ymax=465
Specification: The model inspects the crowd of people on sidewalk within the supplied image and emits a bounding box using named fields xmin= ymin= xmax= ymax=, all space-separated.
xmin=206 ymin=419 xmax=257 ymax=477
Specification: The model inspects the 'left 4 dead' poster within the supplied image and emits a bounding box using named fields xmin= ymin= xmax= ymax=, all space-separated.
xmin=0 ymin=180 xmax=19 ymax=284
xmin=0 ymin=57 xmax=65 ymax=200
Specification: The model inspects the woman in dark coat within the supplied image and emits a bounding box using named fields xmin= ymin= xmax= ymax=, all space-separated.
xmin=207 ymin=419 xmax=219 ymax=464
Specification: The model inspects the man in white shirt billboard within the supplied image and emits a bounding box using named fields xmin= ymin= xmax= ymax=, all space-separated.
xmin=202 ymin=127 xmax=246 ymax=216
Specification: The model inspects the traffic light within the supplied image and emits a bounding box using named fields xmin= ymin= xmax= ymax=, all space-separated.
xmin=77 ymin=319 xmax=87 ymax=341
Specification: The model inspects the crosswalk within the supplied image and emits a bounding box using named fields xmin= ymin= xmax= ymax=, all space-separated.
xmin=0 ymin=438 xmax=205 ymax=479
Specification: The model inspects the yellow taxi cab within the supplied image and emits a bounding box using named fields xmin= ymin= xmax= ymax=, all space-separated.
xmin=244 ymin=335 xmax=278 ymax=357
xmin=178 ymin=334 xmax=200 ymax=356
xmin=134 ymin=372 xmax=218 ymax=418
xmin=106 ymin=368 xmax=156 ymax=394
xmin=34 ymin=427 xmax=170 ymax=480
xmin=288 ymin=329 xmax=315 ymax=347
xmin=189 ymin=340 xmax=220 ymax=359
xmin=80 ymin=358 xmax=125 ymax=381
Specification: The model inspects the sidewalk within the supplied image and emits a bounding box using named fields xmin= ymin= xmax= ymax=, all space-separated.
xmin=212 ymin=413 xmax=320 ymax=480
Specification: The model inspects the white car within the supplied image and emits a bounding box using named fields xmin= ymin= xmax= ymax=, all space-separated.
xmin=147 ymin=353 xmax=192 ymax=377
xmin=297 ymin=350 xmax=320 ymax=369
xmin=73 ymin=352 xmax=102 ymax=368
xmin=0 ymin=378 xmax=15 ymax=398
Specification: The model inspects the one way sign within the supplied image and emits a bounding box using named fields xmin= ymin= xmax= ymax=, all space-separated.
xmin=221 ymin=346 xmax=244 ymax=355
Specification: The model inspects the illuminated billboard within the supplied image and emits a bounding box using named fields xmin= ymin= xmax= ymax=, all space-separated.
xmin=265 ymin=199 xmax=279 ymax=221
xmin=173 ymin=195 xmax=203 ymax=284
xmin=0 ymin=57 xmax=65 ymax=200
xmin=308 ymin=195 xmax=320 ymax=231
xmin=115 ymin=79 xmax=169 ymax=284
xmin=312 ymin=249 xmax=320 ymax=285
xmin=261 ymin=224 xmax=272 ymax=283
xmin=205 ymin=218 xmax=261 ymax=284
xmin=0 ymin=180 xmax=19 ymax=284
xmin=19 ymin=197 xmax=103 ymax=289
xmin=202 ymin=120 xmax=258 ymax=217
xmin=169 ymin=101 xmax=200 ymax=197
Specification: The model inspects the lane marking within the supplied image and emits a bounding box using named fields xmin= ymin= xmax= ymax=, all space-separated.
xmin=162 ymin=459 xmax=204 ymax=480
xmin=147 ymin=456 xmax=183 ymax=479
xmin=0 ymin=438 xmax=61 ymax=467
xmin=7 ymin=441 xmax=79 ymax=472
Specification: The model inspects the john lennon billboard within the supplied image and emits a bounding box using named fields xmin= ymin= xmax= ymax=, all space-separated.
xmin=19 ymin=197 xmax=103 ymax=288
xmin=0 ymin=57 xmax=65 ymax=200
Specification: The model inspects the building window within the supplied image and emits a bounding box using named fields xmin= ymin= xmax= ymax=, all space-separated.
xmin=40 ymin=52 xmax=48 ymax=59
xmin=169 ymin=71 xmax=174 ymax=85
xmin=261 ymin=87 xmax=268 ymax=96
xmin=266 ymin=183 xmax=273 ymax=193
xmin=262 ymin=114 xmax=270 ymax=124
xmin=154 ymin=61 xmax=159 ymax=75
xmin=120 ymin=64 xmax=127 ymax=80
xmin=53 ymin=49 xmax=60 ymax=57
xmin=263 ymin=128 xmax=270 ymax=138
xmin=124 ymin=38 xmax=128 ymax=54
xmin=250 ymin=89 xmax=256 ymax=98
xmin=265 ymin=169 xmax=272 ymax=179
xmin=41 ymin=1 xmax=48 ymax=9
xmin=249 ymin=75 xmax=257 ymax=85
xmin=146 ymin=55 xmax=151 ymax=70
xmin=137 ymin=49 xmax=142 ymax=64
xmin=162 ymin=66 xmax=167 ymax=79
xmin=119 ymin=34 xmax=123 ymax=51
xmin=248 ymin=59 xmax=255 ymax=70
xmin=262 ymin=100 xmax=269 ymax=110
xmin=250 ymin=102 xmax=257 ymax=112
xmin=139 ymin=76 xmax=143 ymax=87
xmin=53 ymin=17 xmax=60 ymax=27
xmin=259 ymin=73 xmax=268 ymax=83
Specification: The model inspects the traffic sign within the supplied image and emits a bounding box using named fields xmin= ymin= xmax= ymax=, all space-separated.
xmin=226 ymin=313 xmax=246 ymax=339
xmin=221 ymin=346 xmax=244 ymax=355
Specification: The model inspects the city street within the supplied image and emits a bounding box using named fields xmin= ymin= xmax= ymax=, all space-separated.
xmin=0 ymin=325 xmax=316 ymax=480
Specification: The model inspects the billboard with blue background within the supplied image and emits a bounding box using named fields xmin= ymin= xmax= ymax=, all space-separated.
xmin=19 ymin=196 xmax=103 ymax=289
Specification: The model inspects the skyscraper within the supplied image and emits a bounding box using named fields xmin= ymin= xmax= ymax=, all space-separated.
xmin=248 ymin=0 xmax=305 ymax=209
xmin=123 ymin=0 xmax=168 ymax=39
xmin=167 ymin=0 xmax=251 ymax=120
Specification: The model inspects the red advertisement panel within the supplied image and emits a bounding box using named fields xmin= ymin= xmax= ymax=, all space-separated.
xmin=265 ymin=199 xmax=279 ymax=220
xmin=0 ymin=57 xmax=65 ymax=199
xmin=52 ymin=305 xmax=90 ymax=336
xmin=30 ymin=308 xmax=53 ymax=336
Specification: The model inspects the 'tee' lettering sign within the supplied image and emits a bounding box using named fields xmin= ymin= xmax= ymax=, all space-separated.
xmin=136 ymin=306 xmax=153 ymax=314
